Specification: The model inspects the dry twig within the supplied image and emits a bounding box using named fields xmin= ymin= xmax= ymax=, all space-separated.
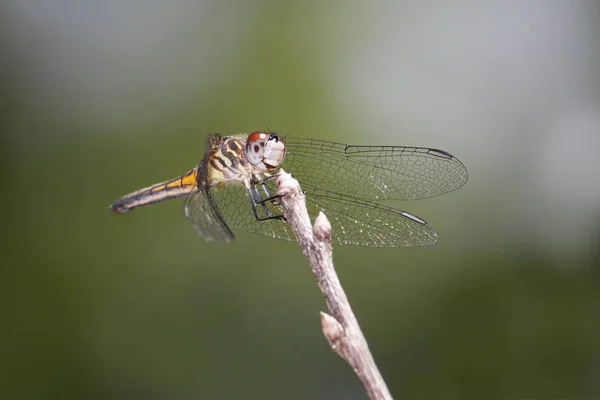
xmin=276 ymin=170 xmax=393 ymax=400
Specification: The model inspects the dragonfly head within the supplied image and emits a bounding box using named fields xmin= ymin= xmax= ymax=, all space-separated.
xmin=245 ymin=131 xmax=286 ymax=171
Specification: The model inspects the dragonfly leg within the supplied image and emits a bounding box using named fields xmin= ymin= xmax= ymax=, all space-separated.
xmin=245 ymin=182 xmax=285 ymax=222
xmin=245 ymin=185 xmax=264 ymax=220
xmin=252 ymin=175 xmax=285 ymax=205
xmin=258 ymin=180 xmax=283 ymax=206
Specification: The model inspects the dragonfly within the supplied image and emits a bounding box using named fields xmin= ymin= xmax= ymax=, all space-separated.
xmin=110 ymin=132 xmax=468 ymax=247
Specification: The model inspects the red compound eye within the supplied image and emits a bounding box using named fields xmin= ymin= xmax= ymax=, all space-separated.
xmin=247 ymin=131 xmax=269 ymax=144
xmin=245 ymin=132 xmax=270 ymax=165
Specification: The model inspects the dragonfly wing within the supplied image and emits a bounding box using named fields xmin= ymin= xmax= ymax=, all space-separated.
xmin=183 ymin=190 xmax=235 ymax=242
xmin=200 ymin=179 xmax=437 ymax=247
xmin=305 ymin=190 xmax=438 ymax=247
xmin=206 ymin=181 xmax=297 ymax=242
xmin=283 ymin=137 xmax=468 ymax=201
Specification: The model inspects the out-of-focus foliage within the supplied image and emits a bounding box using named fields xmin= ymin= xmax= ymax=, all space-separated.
xmin=2 ymin=1 xmax=599 ymax=399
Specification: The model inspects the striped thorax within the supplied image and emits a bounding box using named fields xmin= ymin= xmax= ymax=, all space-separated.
xmin=206 ymin=132 xmax=287 ymax=188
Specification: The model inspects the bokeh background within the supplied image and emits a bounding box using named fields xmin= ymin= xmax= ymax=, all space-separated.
xmin=2 ymin=1 xmax=600 ymax=399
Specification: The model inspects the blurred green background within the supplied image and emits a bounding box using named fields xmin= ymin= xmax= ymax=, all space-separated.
xmin=2 ymin=1 xmax=600 ymax=399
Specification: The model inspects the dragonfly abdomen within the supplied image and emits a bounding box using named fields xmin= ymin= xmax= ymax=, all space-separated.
xmin=110 ymin=168 xmax=199 ymax=213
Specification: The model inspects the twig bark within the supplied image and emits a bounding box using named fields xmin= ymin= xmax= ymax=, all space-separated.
xmin=276 ymin=170 xmax=393 ymax=400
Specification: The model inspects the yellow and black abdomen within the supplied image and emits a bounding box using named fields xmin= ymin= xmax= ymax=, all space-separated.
xmin=110 ymin=168 xmax=199 ymax=214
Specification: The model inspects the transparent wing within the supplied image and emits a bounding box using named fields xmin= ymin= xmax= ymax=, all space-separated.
xmin=207 ymin=182 xmax=297 ymax=243
xmin=183 ymin=189 xmax=235 ymax=242
xmin=282 ymin=137 xmax=468 ymax=201
xmin=205 ymin=180 xmax=438 ymax=247
xmin=306 ymin=190 xmax=438 ymax=247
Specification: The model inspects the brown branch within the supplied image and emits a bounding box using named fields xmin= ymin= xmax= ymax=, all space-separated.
xmin=276 ymin=170 xmax=393 ymax=400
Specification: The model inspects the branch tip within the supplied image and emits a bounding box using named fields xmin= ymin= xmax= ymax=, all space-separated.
xmin=275 ymin=169 xmax=297 ymax=195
